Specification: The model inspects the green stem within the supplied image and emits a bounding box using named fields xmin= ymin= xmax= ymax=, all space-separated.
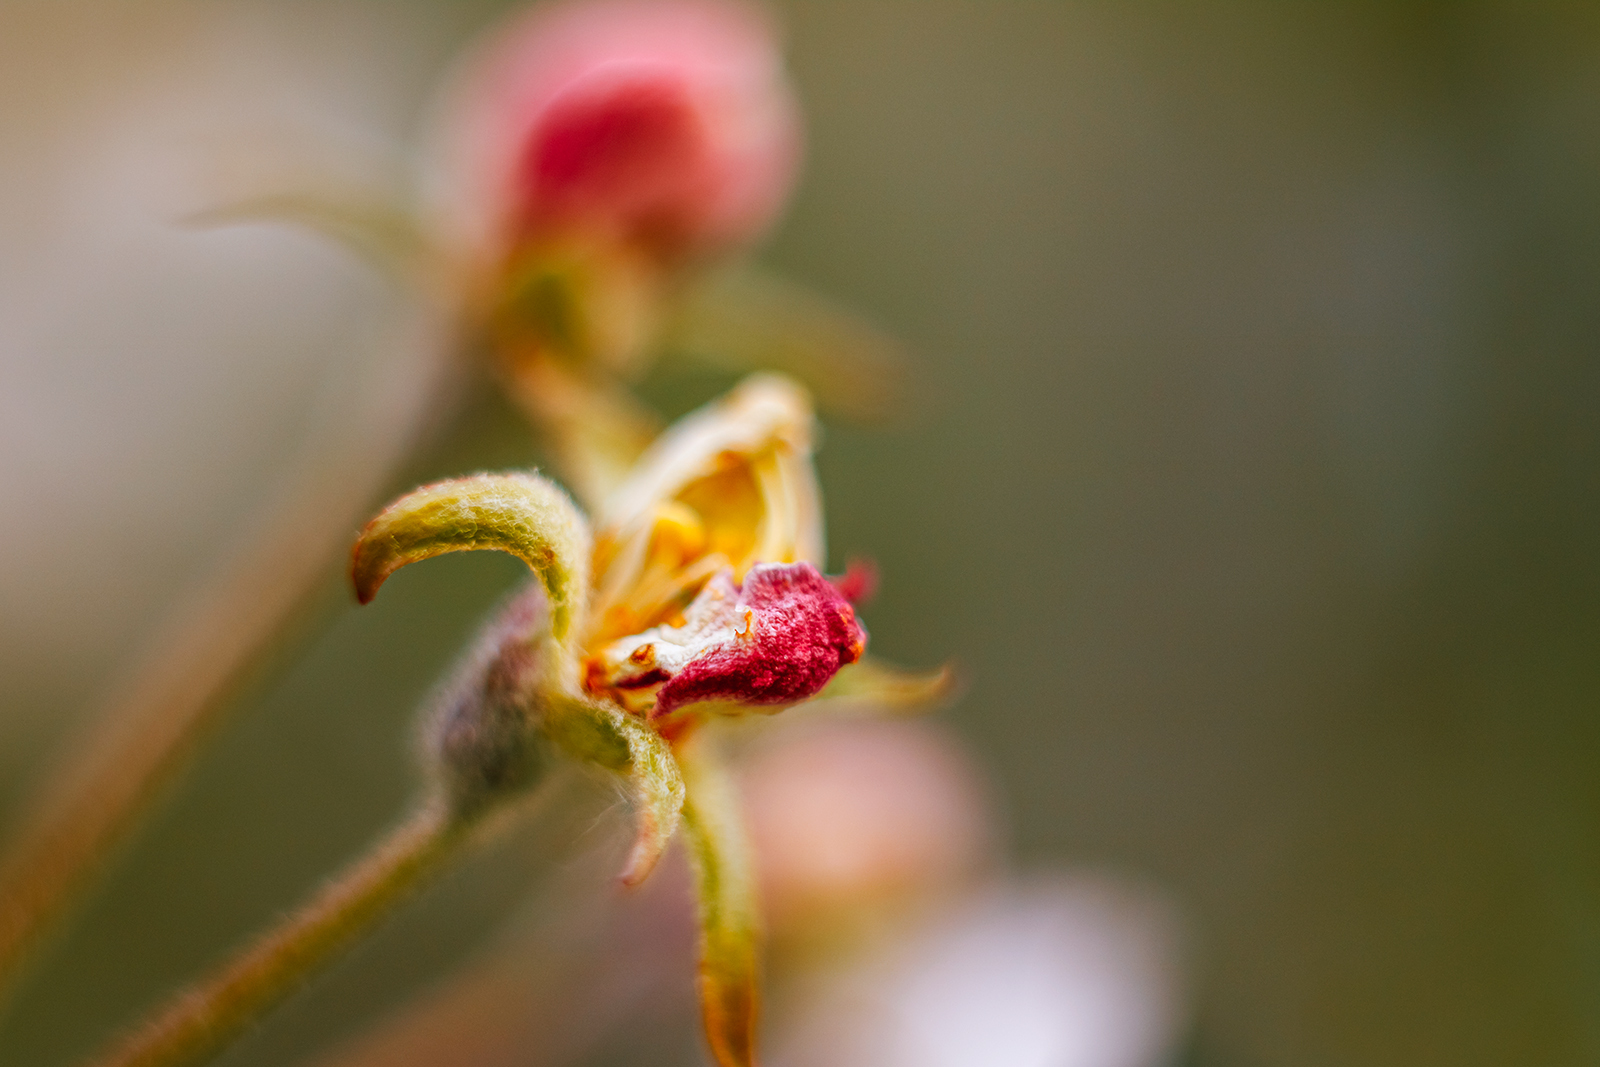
xmin=678 ymin=737 xmax=762 ymax=1067
xmin=87 ymin=801 xmax=467 ymax=1067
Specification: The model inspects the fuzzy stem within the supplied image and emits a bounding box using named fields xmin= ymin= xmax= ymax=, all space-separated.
xmin=678 ymin=736 xmax=763 ymax=1067
xmin=87 ymin=802 xmax=468 ymax=1067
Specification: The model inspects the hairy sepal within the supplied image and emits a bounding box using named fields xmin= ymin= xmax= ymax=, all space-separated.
xmin=423 ymin=587 xmax=554 ymax=817
xmin=679 ymin=736 xmax=762 ymax=1067
xmin=352 ymin=472 xmax=591 ymax=643
xmin=543 ymin=698 xmax=685 ymax=887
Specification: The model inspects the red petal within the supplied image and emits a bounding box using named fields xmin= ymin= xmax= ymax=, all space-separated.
xmin=518 ymin=71 xmax=712 ymax=253
xmin=653 ymin=562 xmax=866 ymax=718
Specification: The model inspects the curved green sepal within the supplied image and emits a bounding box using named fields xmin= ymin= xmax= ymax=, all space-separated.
xmin=614 ymin=714 xmax=688 ymax=887
xmin=352 ymin=473 xmax=590 ymax=643
xmin=679 ymin=737 xmax=762 ymax=1067
xmin=184 ymin=192 xmax=436 ymax=291
xmin=543 ymin=700 xmax=686 ymax=887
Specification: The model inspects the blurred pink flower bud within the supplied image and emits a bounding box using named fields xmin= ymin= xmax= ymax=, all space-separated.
xmin=436 ymin=0 xmax=801 ymax=267
xmin=741 ymin=720 xmax=994 ymax=941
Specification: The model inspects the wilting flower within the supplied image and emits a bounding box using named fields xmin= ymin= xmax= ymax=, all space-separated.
xmin=349 ymin=375 xmax=943 ymax=1067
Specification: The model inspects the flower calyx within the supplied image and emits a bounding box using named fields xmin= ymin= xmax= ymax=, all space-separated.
xmin=350 ymin=376 xmax=948 ymax=1067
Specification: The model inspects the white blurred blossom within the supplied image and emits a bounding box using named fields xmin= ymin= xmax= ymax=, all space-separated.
xmin=774 ymin=874 xmax=1186 ymax=1067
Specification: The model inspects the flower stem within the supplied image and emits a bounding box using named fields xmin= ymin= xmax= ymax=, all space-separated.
xmin=87 ymin=801 xmax=467 ymax=1067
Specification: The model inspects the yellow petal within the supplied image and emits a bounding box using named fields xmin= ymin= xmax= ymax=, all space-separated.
xmin=351 ymin=472 xmax=590 ymax=644
xmin=599 ymin=374 xmax=820 ymax=559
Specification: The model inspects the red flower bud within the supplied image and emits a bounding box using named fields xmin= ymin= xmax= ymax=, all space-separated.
xmin=437 ymin=0 xmax=800 ymax=266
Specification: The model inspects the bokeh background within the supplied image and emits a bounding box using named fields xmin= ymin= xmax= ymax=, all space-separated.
xmin=6 ymin=2 xmax=1600 ymax=1065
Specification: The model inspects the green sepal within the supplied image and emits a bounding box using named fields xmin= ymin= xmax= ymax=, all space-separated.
xmin=544 ymin=699 xmax=685 ymax=887
xmin=808 ymin=656 xmax=958 ymax=715
xmin=351 ymin=472 xmax=591 ymax=644
xmin=678 ymin=735 xmax=762 ymax=1067
xmin=184 ymin=190 xmax=436 ymax=291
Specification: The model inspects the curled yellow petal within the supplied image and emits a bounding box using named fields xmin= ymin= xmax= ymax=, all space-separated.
xmin=599 ymin=374 xmax=819 ymax=554
xmin=678 ymin=736 xmax=762 ymax=1067
xmin=588 ymin=375 xmax=824 ymax=638
xmin=352 ymin=473 xmax=590 ymax=643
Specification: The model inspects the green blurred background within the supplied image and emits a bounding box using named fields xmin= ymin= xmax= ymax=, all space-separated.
xmin=5 ymin=2 xmax=1600 ymax=1064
